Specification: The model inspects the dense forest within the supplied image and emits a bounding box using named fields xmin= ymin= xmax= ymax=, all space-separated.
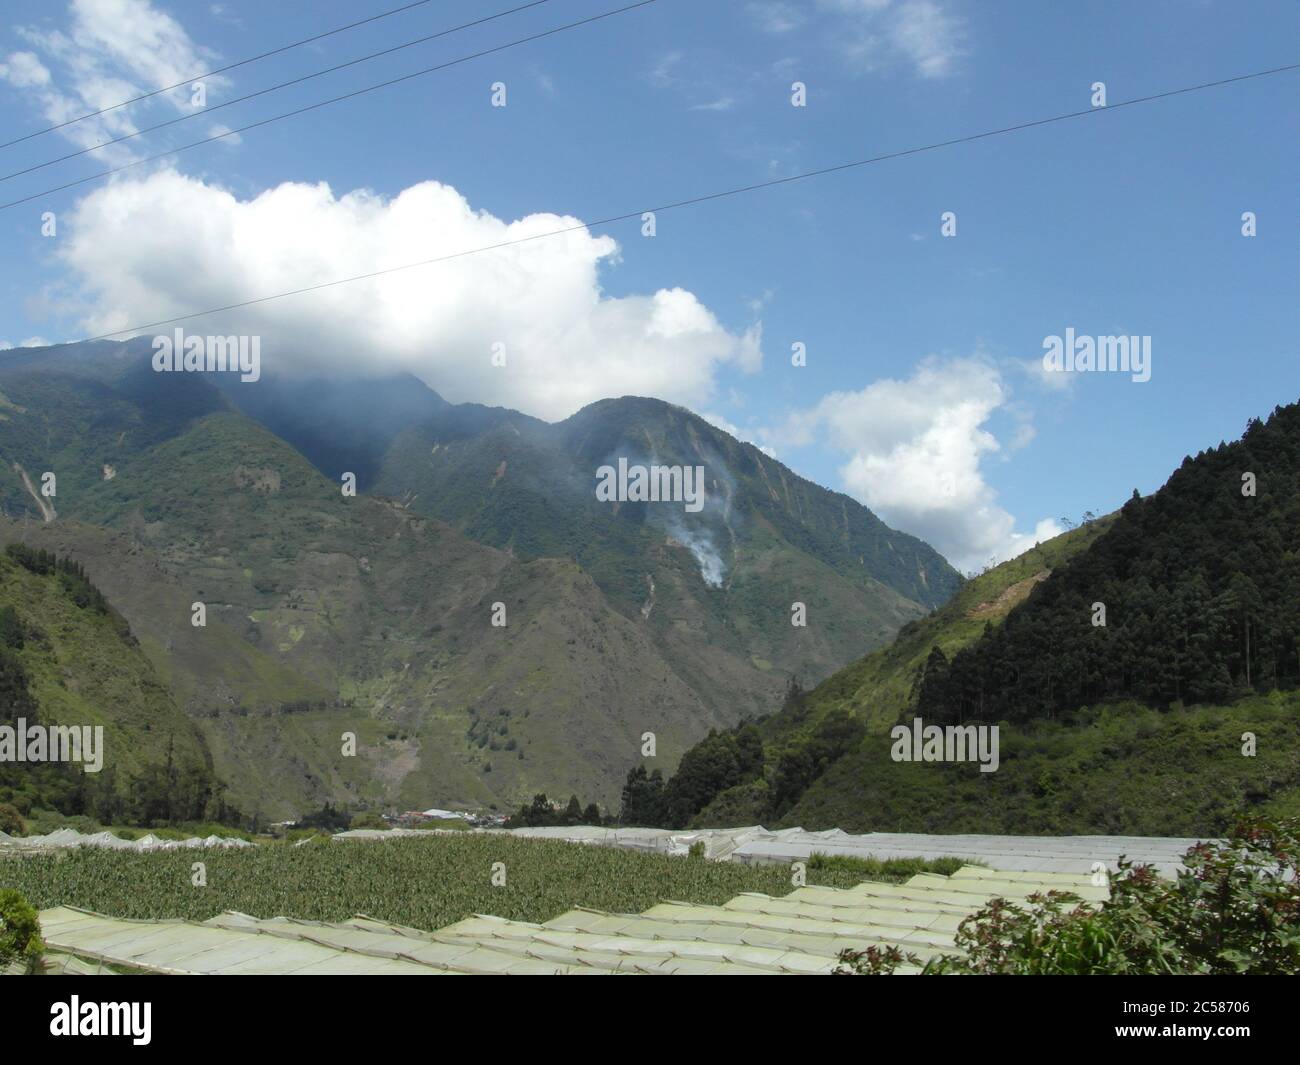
xmin=917 ymin=405 xmax=1300 ymax=724
xmin=630 ymin=402 xmax=1300 ymax=835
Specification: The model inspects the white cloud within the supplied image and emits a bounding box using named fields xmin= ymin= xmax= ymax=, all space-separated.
xmin=701 ymin=412 xmax=740 ymax=436
xmin=648 ymin=51 xmax=684 ymax=88
xmin=746 ymin=2 xmax=808 ymax=35
xmin=776 ymin=357 xmax=1056 ymax=570
xmin=209 ymin=4 xmax=242 ymax=28
xmin=1007 ymin=421 xmax=1037 ymax=452
xmin=886 ymin=0 xmax=965 ymax=78
xmin=757 ymin=0 xmax=965 ymax=79
xmin=646 ymin=50 xmax=750 ymax=114
xmin=0 ymin=51 xmax=52 ymax=88
xmin=57 ymin=0 xmax=221 ymax=96
xmin=56 ymin=171 xmax=763 ymax=422
xmin=2 ymin=0 xmax=226 ymax=164
xmin=689 ymin=97 xmax=736 ymax=112
xmin=700 ymin=411 xmax=776 ymax=457
xmin=207 ymin=122 xmax=241 ymax=145
xmin=1015 ymin=353 xmax=1076 ymax=393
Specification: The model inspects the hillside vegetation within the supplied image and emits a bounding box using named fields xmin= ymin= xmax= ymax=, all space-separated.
xmin=0 ymin=835 xmax=963 ymax=930
xmin=0 ymin=543 xmax=232 ymax=828
xmin=919 ymin=406 xmax=1300 ymax=723
xmin=0 ymin=340 xmax=960 ymax=815
xmin=653 ymin=402 xmax=1300 ymax=835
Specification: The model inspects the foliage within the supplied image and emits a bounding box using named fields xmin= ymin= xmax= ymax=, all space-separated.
xmin=680 ymin=524 xmax=1111 ymax=831
xmin=833 ymin=944 xmax=914 ymax=975
xmin=5 ymin=543 xmax=108 ymax=614
xmin=507 ymin=793 xmax=603 ymax=828
xmin=0 ymin=547 xmax=240 ymax=830
xmin=767 ymin=710 xmax=863 ymax=819
xmin=685 ymin=403 xmax=1300 ymax=837
xmin=807 ymin=852 xmax=971 ymax=880
xmin=659 ymin=724 xmax=764 ymax=828
xmin=0 ymin=836 xmax=937 ymax=931
xmin=619 ymin=766 xmax=667 ymax=827
xmin=0 ymin=604 xmax=22 ymax=650
xmin=627 ymin=705 xmax=862 ymax=829
xmin=782 ymin=694 xmax=1300 ymax=836
xmin=297 ymin=803 xmax=351 ymax=833
xmin=836 ymin=817 xmax=1300 ymax=975
xmin=0 ymin=801 xmax=27 ymax=836
xmin=919 ymin=406 xmax=1300 ymax=724
xmin=0 ymin=889 xmax=43 ymax=974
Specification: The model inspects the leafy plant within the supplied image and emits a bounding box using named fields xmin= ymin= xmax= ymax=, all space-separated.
xmin=0 ymin=836 xmax=960 ymax=931
xmin=836 ymin=817 xmax=1300 ymax=975
xmin=0 ymin=802 xmax=26 ymax=836
xmin=0 ymin=889 xmax=43 ymax=974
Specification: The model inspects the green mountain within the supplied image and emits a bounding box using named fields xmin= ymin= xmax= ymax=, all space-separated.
xmin=0 ymin=541 xmax=228 ymax=827
xmin=916 ymin=406 xmax=1300 ymax=722
xmin=0 ymin=339 xmax=961 ymax=817
xmin=664 ymin=401 xmax=1300 ymax=836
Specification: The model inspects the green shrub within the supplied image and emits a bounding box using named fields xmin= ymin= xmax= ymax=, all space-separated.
xmin=0 ymin=889 xmax=43 ymax=974
xmin=348 ymin=812 xmax=388 ymax=831
xmin=809 ymin=852 xmax=974 ymax=883
xmin=838 ymin=816 xmax=1300 ymax=975
xmin=0 ymin=802 xmax=26 ymax=836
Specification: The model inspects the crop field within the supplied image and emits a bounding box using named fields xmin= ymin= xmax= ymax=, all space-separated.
xmin=0 ymin=836 xmax=965 ymax=930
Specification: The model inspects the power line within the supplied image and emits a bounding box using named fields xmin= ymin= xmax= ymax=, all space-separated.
xmin=54 ymin=57 xmax=1300 ymax=346
xmin=0 ymin=0 xmax=449 ymax=151
xmin=0 ymin=0 xmax=553 ymax=185
xmin=0 ymin=0 xmax=657 ymax=212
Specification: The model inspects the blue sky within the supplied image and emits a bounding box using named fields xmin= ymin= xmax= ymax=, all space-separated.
xmin=0 ymin=0 xmax=1297 ymax=570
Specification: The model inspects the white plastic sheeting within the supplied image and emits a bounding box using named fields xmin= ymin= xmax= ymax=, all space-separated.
xmin=37 ymin=864 xmax=1108 ymax=975
xmin=0 ymin=828 xmax=253 ymax=852
xmin=336 ymin=824 xmax=1203 ymax=877
xmin=510 ymin=826 xmax=1205 ymax=876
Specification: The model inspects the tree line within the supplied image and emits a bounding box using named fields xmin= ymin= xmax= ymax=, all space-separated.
xmin=918 ymin=405 xmax=1300 ymax=724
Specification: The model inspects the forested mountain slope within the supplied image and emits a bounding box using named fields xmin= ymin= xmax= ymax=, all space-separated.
xmin=0 ymin=543 xmax=230 ymax=828
xmin=651 ymin=402 xmax=1300 ymax=836
xmin=918 ymin=406 xmax=1300 ymax=722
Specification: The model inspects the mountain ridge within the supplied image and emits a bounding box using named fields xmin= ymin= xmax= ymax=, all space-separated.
xmin=0 ymin=339 xmax=961 ymax=817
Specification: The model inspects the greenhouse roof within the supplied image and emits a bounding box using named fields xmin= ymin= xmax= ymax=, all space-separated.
xmin=36 ymin=864 xmax=1108 ymax=976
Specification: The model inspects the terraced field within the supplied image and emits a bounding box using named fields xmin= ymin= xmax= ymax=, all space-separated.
xmin=0 ymin=835 xmax=964 ymax=930
xmin=28 ymin=863 xmax=1103 ymax=975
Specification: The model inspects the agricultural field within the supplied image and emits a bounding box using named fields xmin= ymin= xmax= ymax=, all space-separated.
xmin=0 ymin=836 xmax=964 ymax=930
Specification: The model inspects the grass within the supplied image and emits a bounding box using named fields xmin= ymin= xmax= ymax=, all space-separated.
xmin=0 ymin=835 xmax=967 ymax=931
xmin=805 ymin=852 xmax=975 ymax=881
xmin=783 ymin=692 xmax=1300 ymax=836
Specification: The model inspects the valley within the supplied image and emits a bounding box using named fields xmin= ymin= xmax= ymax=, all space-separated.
xmin=0 ymin=339 xmax=958 ymax=818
